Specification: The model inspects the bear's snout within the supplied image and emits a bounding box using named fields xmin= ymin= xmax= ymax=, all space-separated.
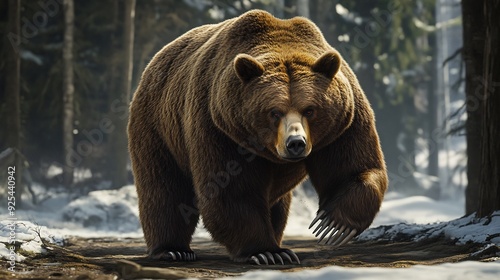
xmin=286 ymin=135 xmax=306 ymax=157
xmin=275 ymin=111 xmax=311 ymax=161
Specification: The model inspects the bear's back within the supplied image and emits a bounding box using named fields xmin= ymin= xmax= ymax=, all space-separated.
xmin=155 ymin=10 xmax=330 ymax=67
xmin=139 ymin=10 xmax=331 ymax=98
xmin=223 ymin=10 xmax=329 ymax=55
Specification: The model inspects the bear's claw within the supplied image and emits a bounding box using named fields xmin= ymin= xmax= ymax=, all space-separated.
xmin=309 ymin=210 xmax=326 ymax=229
xmin=157 ymin=251 xmax=197 ymax=262
xmin=310 ymin=210 xmax=358 ymax=247
xmin=248 ymin=249 xmax=300 ymax=265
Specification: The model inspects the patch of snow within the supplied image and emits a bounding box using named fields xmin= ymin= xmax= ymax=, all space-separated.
xmin=224 ymin=260 xmax=500 ymax=280
xmin=0 ymin=220 xmax=64 ymax=261
xmin=61 ymin=185 xmax=140 ymax=232
xmin=358 ymin=211 xmax=500 ymax=246
xmin=371 ymin=195 xmax=464 ymax=226
xmin=1 ymin=185 xmax=143 ymax=241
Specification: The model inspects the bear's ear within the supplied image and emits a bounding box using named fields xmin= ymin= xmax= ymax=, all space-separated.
xmin=312 ymin=51 xmax=341 ymax=79
xmin=234 ymin=54 xmax=265 ymax=82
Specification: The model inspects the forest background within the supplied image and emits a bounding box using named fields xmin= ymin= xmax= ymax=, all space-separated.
xmin=0 ymin=0 xmax=498 ymax=218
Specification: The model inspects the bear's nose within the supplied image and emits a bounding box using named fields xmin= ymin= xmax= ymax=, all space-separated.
xmin=286 ymin=135 xmax=306 ymax=157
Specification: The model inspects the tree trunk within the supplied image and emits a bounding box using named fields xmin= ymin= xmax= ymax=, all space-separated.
xmin=274 ymin=0 xmax=285 ymax=18
xmin=284 ymin=0 xmax=295 ymax=18
xmin=62 ymin=0 xmax=75 ymax=186
xmin=296 ymin=0 xmax=309 ymax=18
xmin=109 ymin=0 xmax=136 ymax=188
xmin=427 ymin=61 xmax=439 ymax=178
xmin=427 ymin=16 xmax=439 ymax=179
xmin=462 ymin=0 xmax=483 ymax=215
xmin=5 ymin=0 xmax=23 ymax=205
xmin=463 ymin=0 xmax=500 ymax=216
xmin=310 ymin=0 xmax=335 ymax=43
xmin=477 ymin=0 xmax=500 ymax=217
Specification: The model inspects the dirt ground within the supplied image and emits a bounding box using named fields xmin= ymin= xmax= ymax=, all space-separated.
xmin=2 ymin=236 xmax=498 ymax=279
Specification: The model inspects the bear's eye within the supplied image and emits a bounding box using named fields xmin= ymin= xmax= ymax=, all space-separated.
xmin=270 ymin=109 xmax=284 ymax=120
xmin=303 ymin=108 xmax=315 ymax=118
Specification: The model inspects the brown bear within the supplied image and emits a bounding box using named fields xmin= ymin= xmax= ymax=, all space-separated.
xmin=128 ymin=10 xmax=388 ymax=265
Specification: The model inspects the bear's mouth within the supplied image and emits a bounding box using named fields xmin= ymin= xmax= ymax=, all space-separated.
xmin=281 ymin=156 xmax=307 ymax=162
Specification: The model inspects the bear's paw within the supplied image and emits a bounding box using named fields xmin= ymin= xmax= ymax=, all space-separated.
xmin=309 ymin=210 xmax=358 ymax=247
xmin=244 ymin=249 xmax=300 ymax=265
xmin=150 ymin=249 xmax=197 ymax=262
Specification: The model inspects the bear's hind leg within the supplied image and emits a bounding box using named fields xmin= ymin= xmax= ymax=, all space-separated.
xmin=130 ymin=128 xmax=199 ymax=261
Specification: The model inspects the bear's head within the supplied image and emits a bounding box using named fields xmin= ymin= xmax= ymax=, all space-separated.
xmin=228 ymin=50 xmax=355 ymax=163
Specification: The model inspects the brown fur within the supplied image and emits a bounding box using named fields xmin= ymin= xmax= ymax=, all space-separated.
xmin=128 ymin=10 xmax=388 ymax=262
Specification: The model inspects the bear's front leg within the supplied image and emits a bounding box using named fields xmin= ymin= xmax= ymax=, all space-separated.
xmin=306 ymin=116 xmax=388 ymax=247
xmin=193 ymin=158 xmax=300 ymax=265
xmin=308 ymin=168 xmax=387 ymax=246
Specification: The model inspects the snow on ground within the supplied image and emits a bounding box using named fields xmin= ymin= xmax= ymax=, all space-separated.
xmin=359 ymin=211 xmax=500 ymax=244
xmin=61 ymin=185 xmax=140 ymax=232
xmin=0 ymin=220 xmax=65 ymax=262
xmin=1 ymin=183 xmax=499 ymax=278
xmin=371 ymin=191 xmax=464 ymax=226
xmin=223 ymin=261 xmax=500 ymax=280
xmin=0 ymin=185 xmax=144 ymax=239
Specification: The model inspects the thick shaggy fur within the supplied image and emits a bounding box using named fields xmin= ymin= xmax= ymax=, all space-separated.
xmin=128 ymin=10 xmax=388 ymax=262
